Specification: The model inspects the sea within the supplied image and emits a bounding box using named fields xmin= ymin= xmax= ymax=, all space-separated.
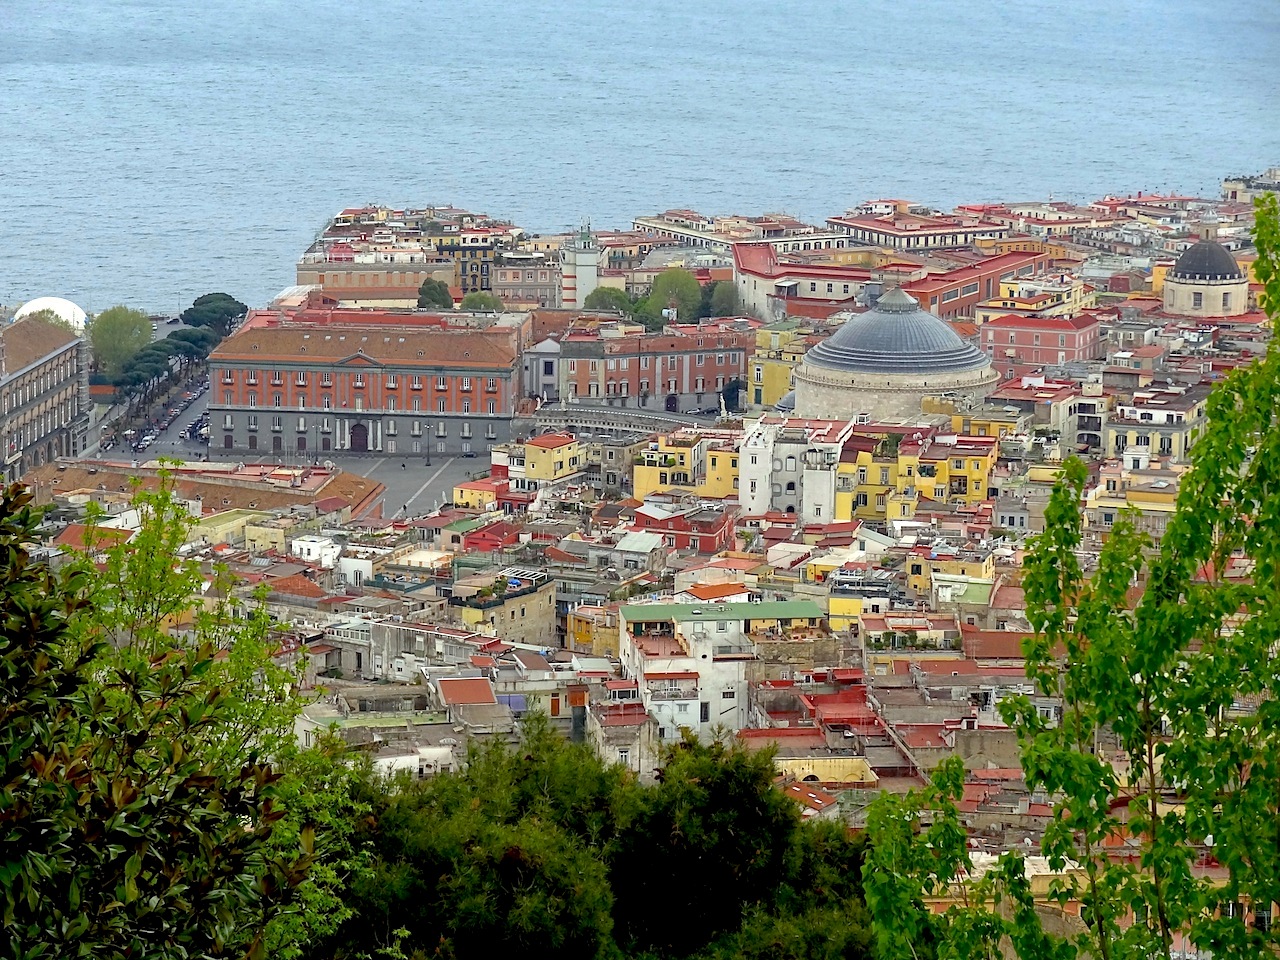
xmin=2 ymin=0 xmax=1277 ymax=314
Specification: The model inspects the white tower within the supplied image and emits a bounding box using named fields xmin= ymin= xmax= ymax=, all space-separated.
xmin=559 ymin=221 xmax=603 ymax=309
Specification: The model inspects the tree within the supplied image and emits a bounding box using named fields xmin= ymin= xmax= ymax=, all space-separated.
xmin=417 ymin=278 xmax=453 ymax=309
xmin=88 ymin=304 xmax=152 ymax=379
xmin=0 ymin=480 xmax=304 ymax=959
xmin=863 ymin=195 xmax=1280 ymax=960
xmin=721 ymin=377 xmax=747 ymax=412
xmin=260 ymin=736 xmax=380 ymax=960
xmin=583 ymin=286 xmax=635 ymax=314
xmin=710 ymin=281 xmax=740 ymax=317
xmin=320 ymin=714 xmax=624 ymax=959
xmin=166 ymin=327 xmax=221 ymax=378
xmin=646 ymin=268 xmax=702 ymax=324
xmin=180 ymin=292 xmax=247 ymax=338
xmin=609 ymin=734 xmax=805 ymax=956
xmin=460 ymin=291 xmax=504 ymax=312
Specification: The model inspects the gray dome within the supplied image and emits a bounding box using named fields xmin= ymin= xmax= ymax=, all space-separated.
xmin=802 ymin=287 xmax=991 ymax=375
xmin=1170 ymin=240 xmax=1242 ymax=281
xmin=774 ymin=390 xmax=796 ymax=413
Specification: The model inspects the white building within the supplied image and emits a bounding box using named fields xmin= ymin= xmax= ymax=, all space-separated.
xmin=559 ymin=225 xmax=604 ymax=309
xmin=739 ymin=416 xmax=854 ymax=522
xmin=617 ymin=599 xmax=823 ymax=742
xmin=291 ymin=534 xmax=342 ymax=568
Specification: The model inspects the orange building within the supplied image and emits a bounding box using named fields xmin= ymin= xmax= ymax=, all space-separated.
xmin=208 ymin=304 xmax=519 ymax=458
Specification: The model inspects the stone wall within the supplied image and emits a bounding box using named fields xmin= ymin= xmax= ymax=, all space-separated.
xmin=793 ymin=364 xmax=999 ymax=421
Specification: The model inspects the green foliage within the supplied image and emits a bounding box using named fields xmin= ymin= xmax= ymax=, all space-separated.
xmin=863 ymin=194 xmax=1280 ymax=960
xmin=261 ymin=736 xmax=381 ymax=960
xmin=646 ymin=268 xmax=702 ymax=324
xmin=0 ymin=481 xmax=302 ymax=960
xmin=609 ymin=733 xmax=815 ymax=956
xmin=89 ymin=304 xmax=152 ymax=378
xmin=416 ymin=278 xmax=454 ymax=309
xmin=709 ymin=281 xmax=739 ymax=317
xmin=583 ymin=286 xmax=636 ymax=314
xmin=317 ymin=717 xmax=868 ymax=960
xmin=180 ymin=292 xmax=247 ymax=338
xmin=459 ymin=291 xmax=503 ymax=312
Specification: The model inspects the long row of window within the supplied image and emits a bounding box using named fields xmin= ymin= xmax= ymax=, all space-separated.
xmin=220 ymin=370 xmax=499 ymax=391
xmin=234 ymin=414 xmax=497 ymax=440
xmin=227 ymin=391 xmax=499 ymax=415
xmin=566 ymin=353 xmax=741 ymax=373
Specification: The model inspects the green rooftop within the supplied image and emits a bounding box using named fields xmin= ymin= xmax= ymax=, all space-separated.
xmin=443 ymin=515 xmax=492 ymax=534
xmin=621 ymin=600 xmax=823 ymax=623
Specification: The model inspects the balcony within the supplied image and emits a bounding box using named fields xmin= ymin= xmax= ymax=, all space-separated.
xmin=648 ymin=686 xmax=697 ymax=701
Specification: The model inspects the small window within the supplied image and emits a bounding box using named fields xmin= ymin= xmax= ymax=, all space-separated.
xmin=721 ymin=690 xmax=735 ymax=699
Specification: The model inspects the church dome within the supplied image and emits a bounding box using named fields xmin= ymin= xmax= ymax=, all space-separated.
xmin=1169 ymin=240 xmax=1242 ymax=281
xmin=802 ymin=287 xmax=989 ymax=375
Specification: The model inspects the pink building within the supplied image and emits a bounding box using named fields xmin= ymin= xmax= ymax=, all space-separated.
xmin=981 ymin=313 xmax=1103 ymax=379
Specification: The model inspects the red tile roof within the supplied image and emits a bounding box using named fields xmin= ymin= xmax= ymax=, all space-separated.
xmin=266 ymin=573 xmax=327 ymax=599
xmin=784 ymin=782 xmax=840 ymax=812
xmin=961 ymin=627 xmax=1031 ymax=660
xmin=683 ymin=582 xmax=749 ymax=601
xmin=526 ymin=432 xmax=577 ymax=450
xmin=436 ymin=676 xmax=497 ymax=706
xmin=53 ymin=523 xmax=132 ymax=552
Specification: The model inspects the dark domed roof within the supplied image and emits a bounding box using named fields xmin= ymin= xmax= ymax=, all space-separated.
xmin=774 ymin=390 xmax=796 ymax=413
xmin=802 ymin=287 xmax=991 ymax=375
xmin=1169 ymin=240 xmax=1242 ymax=281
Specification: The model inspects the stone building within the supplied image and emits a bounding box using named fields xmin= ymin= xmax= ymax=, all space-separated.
xmin=792 ymin=287 xmax=998 ymax=421
xmin=1161 ymin=240 xmax=1249 ymax=318
xmin=3 ymin=315 xmax=89 ymax=481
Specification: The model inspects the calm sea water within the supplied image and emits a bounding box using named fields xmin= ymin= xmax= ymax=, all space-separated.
xmin=2 ymin=0 xmax=1277 ymax=313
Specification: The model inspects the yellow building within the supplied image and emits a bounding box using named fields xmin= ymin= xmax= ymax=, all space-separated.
xmin=523 ymin=432 xmax=585 ymax=484
xmin=904 ymin=547 xmax=996 ymax=594
xmin=833 ymin=449 xmax=901 ymax=522
xmin=749 ymin=322 xmax=809 ymax=409
xmin=567 ymin=603 xmax=621 ymax=656
xmin=828 ymin=594 xmax=862 ymax=633
xmin=973 ymin=274 xmax=1094 ymax=323
xmin=633 ymin=431 xmax=739 ymax=499
xmin=1083 ymin=460 xmax=1183 ymax=543
xmin=452 ymin=478 xmax=501 ymax=511
xmin=832 ymin=434 xmax=999 ymax=524
xmin=975 ymin=235 xmax=1077 ymax=260
xmin=190 ymin=509 xmax=272 ymax=548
